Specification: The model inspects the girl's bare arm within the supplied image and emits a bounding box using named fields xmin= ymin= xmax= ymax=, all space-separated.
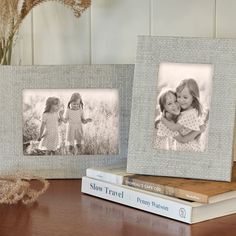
xmin=174 ymin=124 xmax=206 ymax=143
xmin=82 ymin=117 xmax=92 ymax=124
xmin=59 ymin=116 xmax=68 ymax=123
xmin=161 ymin=117 xmax=183 ymax=131
xmin=59 ymin=110 xmax=68 ymax=123
xmin=38 ymin=121 xmax=46 ymax=141
xmin=81 ymin=111 xmax=92 ymax=124
xmin=174 ymin=130 xmax=201 ymax=143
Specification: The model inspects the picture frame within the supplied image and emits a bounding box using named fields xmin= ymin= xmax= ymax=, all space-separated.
xmin=0 ymin=65 xmax=133 ymax=178
xmin=127 ymin=36 xmax=236 ymax=181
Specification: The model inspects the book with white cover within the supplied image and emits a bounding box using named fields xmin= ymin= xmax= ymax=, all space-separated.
xmin=82 ymin=176 xmax=236 ymax=224
xmin=86 ymin=165 xmax=131 ymax=185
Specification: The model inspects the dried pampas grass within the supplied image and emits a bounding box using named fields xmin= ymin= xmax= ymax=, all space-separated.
xmin=0 ymin=174 xmax=49 ymax=204
xmin=0 ymin=0 xmax=91 ymax=65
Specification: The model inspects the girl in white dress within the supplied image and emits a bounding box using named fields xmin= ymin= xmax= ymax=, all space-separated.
xmin=60 ymin=93 xmax=92 ymax=155
xmin=38 ymin=97 xmax=60 ymax=155
xmin=161 ymin=79 xmax=205 ymax=152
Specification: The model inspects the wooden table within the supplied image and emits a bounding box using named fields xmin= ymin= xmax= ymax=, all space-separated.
xmin=0 ymin=180 xmax=236 ymax=236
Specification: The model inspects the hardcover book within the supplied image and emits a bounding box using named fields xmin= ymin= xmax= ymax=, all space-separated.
xmin=87 ymin=164 xmax=236 ymax=203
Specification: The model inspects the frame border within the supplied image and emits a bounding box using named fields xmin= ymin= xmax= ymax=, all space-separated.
xmin=127 ymin=36 xmax=236 ymax=181
xmin=0 ymin=65 xmax=133 ymax=178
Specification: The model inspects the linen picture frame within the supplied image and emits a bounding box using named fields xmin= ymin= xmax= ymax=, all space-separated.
xmin=127 ymin=36 xmax=236 ymax=181
xmin=0 ymin=65 xmax=133 ymax=178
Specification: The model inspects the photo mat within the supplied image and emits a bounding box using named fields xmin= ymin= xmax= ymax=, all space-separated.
xmin=127 ymin=36 xmax=236 ymax=181
xmin=0 ymin=65 xmax=133 ymax=178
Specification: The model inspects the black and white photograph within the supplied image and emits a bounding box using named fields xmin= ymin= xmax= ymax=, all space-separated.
xmin=154 ymin=62 xmax=213 ymax=152
xmin=23 ymin=89 xmax=119 ymax=156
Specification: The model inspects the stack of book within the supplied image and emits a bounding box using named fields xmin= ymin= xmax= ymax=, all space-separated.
xmin=82 ymin=164 xmax=236 ymax=224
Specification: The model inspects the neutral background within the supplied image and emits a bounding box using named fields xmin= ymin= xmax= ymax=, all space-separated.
xmin=11 ymin=0 xmax=236 ymax=161
xmin=12 ymin=0 xmax=235 ymax=65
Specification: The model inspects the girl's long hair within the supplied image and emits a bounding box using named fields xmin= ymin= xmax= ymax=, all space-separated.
xmin=176 ymin=78 xmax=202 ymax=116
xmin=159 ymin=90 xmax=176 ymax=113
xmin=44 ymin=97 xmax=60 ymax=113
xmin=158 ymin=89 xmax=178 ymax=123
xmin=67 ymin=93 xmax=84 ymax=109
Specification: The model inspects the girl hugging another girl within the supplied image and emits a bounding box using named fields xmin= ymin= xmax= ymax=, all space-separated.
xmin=155 ymin=90 xmax=180 ymax=150
xmin=59 ymin=93 xmax=92 ymax=155
xmin=156 ymin=79 xmax=207 ymax=152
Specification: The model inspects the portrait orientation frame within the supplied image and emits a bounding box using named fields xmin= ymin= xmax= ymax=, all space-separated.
xmin=127 ymin=36 xmax=236 ymax=182
xmin=0 ymin=65 xmax=133 ymax=178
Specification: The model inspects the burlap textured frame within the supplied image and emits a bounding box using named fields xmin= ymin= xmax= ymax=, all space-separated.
xmin=0 ymin=65 xmax=133 ymax=178
xmin=127 ymin=36 xmax=236 ymax=181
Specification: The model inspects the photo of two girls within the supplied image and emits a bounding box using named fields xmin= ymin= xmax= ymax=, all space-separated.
xmin=23 ymin=89 xmax=119 ymax=156
xmin=154 ymin=63 xmax=213 ymax=153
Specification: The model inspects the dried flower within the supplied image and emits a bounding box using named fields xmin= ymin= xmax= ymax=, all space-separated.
xmin=0 ymin=0 xmax=91 ymax=65
xmin=0 ymin=174 xmax=49 ymax=204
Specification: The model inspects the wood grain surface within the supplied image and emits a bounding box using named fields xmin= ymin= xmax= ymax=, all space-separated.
xmin=0 ymin=180 xmax=236 ymax=236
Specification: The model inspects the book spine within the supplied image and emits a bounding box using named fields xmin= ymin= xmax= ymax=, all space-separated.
xmin=123 ymin=177 xmax=167 ymax=195
xmin=82 ymin=177 xmax=193 ymax=224
xmin=123 ymin=177 xmax=208 ymax=203
xmin=86 ymin=169 xmax=124 ymax=185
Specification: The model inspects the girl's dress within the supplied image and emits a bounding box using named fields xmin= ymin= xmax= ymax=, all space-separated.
xmin=40 ymin=112 xmax=59 ymax=151
xmin=155 ymin=120 xmax=179 ymax=150
xmin=65 ymin=108 xmax=84 ymax=145
xmin=175 ymin=108 xmax=203 ymax=152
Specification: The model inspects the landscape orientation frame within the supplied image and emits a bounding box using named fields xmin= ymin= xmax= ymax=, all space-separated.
xmin=0 ymin=65 xmax=133 ymax=178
